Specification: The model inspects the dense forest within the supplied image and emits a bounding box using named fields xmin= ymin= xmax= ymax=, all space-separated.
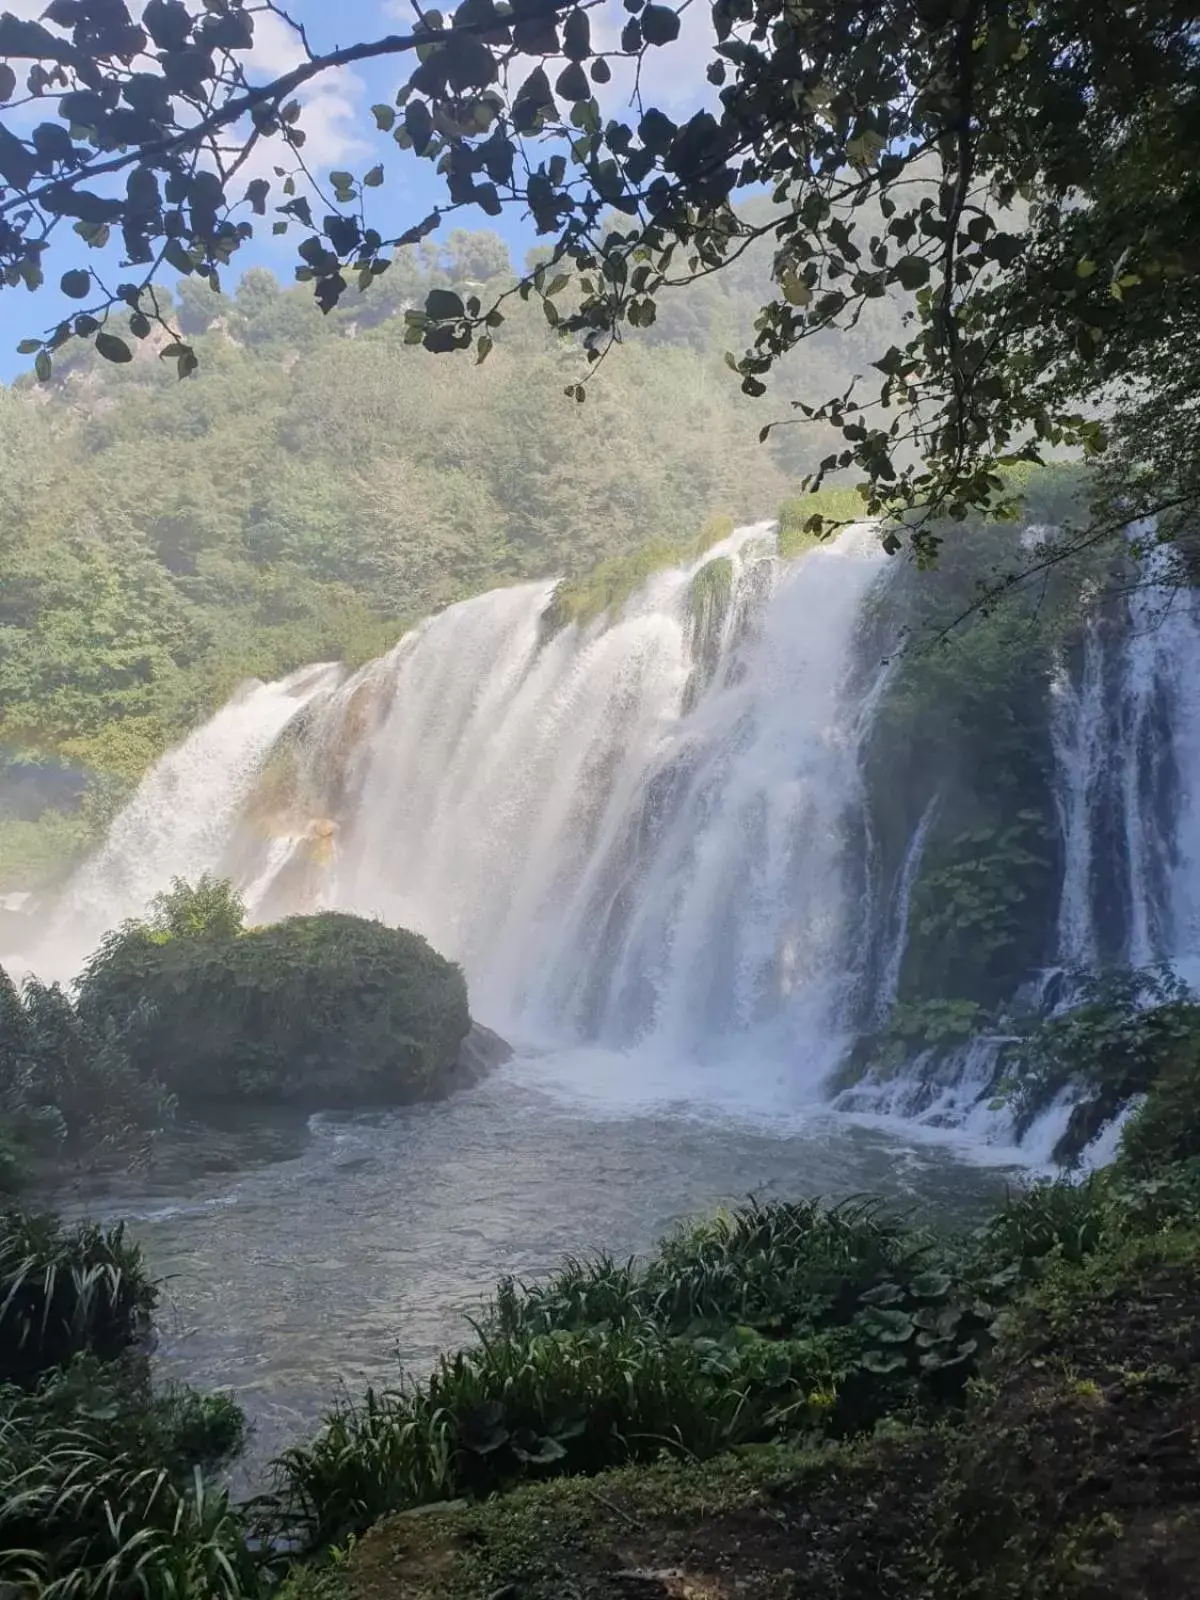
xmin=0 ymin=219 xmax=902 ymax=891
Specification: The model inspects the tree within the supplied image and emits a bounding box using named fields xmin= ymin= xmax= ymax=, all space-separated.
xmin=0 ymin=1 xmax=1196 ymax=555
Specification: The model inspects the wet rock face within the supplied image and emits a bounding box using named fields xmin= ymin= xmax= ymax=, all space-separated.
xmin=452 ymin=1022 xmax=514 ymax=1091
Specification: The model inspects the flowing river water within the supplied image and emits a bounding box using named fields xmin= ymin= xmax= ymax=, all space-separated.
xmin=62 ymin=1048 xmax=1013 ymax=1485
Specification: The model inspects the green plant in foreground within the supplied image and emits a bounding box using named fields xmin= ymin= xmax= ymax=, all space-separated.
xmin=0 ymin=1212 xmax=155 ymax=1387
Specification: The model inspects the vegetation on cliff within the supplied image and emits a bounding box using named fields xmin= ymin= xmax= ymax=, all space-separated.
xmin=0 ymin=228 xmax=836 ymax=894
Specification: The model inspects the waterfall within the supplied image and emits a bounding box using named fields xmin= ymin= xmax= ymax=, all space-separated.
xmin=26 ymin=665 xmax=340 ymax=981
xmin=875 ymin=794 xmax=940 ymax=1020
xmin=37 ymin=524 xmax=889 ymax=1086
xmin=28 ymin=507 xmax=1200 ymax=1159
xmin=1050 ymin=622 xmax=1106 ymax=971
xmin=1049 ymin=537 xmax=1200 ymax=976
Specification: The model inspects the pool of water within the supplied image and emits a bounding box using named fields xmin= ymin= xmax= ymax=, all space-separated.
xmin=62 ymin=1046 xmax=1020 ymax=1482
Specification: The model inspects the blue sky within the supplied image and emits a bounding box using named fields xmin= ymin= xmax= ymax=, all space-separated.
xmin=0 ymin=0 xmax=716 ymax=380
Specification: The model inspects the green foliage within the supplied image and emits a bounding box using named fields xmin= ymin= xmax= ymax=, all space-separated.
xmin=3 ymin=0 xmax=1192 ymax=583
xmin=905 ymin=815 xmax=1056 ymax=1006
xmin=777 ymin=488 xmax=871 ymax=557
xmin=146 ymin=873 xmax=247 ymax=940
xmin=1007 ymin=966 xmax=1200 ymax=1162
xmin=886 ymin=998 xmax=986 ymax=1049
xmin=0 ymin=1211 xmax=155 ymax=1386
xmin=0 ymin=964 xmax=172 ymax=1183
xmin=0 ymin=1209 xmax=255 ymax=1600
xmin=0 ymin=240 xmax=801 ymax=891
xmin=79 ymin=905 xmax=470 ymax=1106
xmin=864 ymin=499 xmax=1105 ymax=1024
xmin=0 ymin=1383 xmax=260 ymax=1600
xmin=275 ymin=1198 xmax=1011 ymax=1546
xmin=1121 ymin=1071 xmax=1200 ymax=1176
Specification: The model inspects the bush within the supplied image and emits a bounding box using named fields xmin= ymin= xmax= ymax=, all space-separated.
xmin=0 ymin=1379 xmax=259 ymax=1600
xmin=0 ymin=1211 xmax=156 ymax=1386
xmin=79 ymin=907 xmax=471 ymax=1106
xmin=0 ymin=967 xmax=173 ymax=1179
xmin=0 ymin=1211 xmax=256 ymax=1600
xmin=1006 ymin=966 xmax=1200 ymax=1162
xmin=1119 ymin=1060 xmax=1200 ymax=1174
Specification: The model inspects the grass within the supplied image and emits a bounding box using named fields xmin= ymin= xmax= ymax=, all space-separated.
xmin=0 ymin=1212 xmax=156 ymax=1387
xmin=272 ymin=1197 xmax=1009 ymax=1547
xmin=540 ymin=513 xmax=740 ymax=635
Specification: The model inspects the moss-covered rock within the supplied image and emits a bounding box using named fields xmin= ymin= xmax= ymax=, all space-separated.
xmin=79 ymin=911 xmax=472 ymax=1108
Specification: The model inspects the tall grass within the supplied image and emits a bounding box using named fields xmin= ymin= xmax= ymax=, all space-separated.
xmin=0 ymin=1212 xmax=155 ymax=1386
xmin=273 ymin=1199 xmax=945 ymax=1545
xmin=0 ymin=1393 xmax=259 ymax=1600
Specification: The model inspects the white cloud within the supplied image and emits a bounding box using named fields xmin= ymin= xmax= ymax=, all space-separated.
xmin=226 ymin=12 xmax=370 ymax=192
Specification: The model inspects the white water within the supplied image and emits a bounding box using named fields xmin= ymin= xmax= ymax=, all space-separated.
xmin=242 ymin=523 xmax=889 ymax=1078
xmin=27 ymin=524 xmax=892 ymax=1108
xmin=24 ymin=665 xmax=340 ymax=981
xmin=26 ymin=516 xmax=1200 ymax=1163
xmin=1051 ymin=622 xmax=1106 ymax=971
xmin=1050 ymin=536 xmax=1200 ymax=978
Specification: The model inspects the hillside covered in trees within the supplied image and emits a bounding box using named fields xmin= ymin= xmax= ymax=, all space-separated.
xmin=0 ymin=221 xmax=900 ymax=892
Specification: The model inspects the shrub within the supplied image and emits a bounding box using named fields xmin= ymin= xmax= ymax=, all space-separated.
xmin=0 ymin=1385 xmax=259 ymax=1600
xmin=146 ymin=872 xmax=247 ymax=940
xmin=1119 ymin=1060 xmax=1200 ymax=1174
xmin=0 ymin=965 xmax=172 ymax=1181
xmin=0 ymin=1211 xmax=156 ymax=1386
xmin=79 ymin=909 xmax=471 ymax=1106
xmin=275 ymin=1199 xmax=1012 ymax=1546
xmin=777 ymin=487 xmax=870 ymax=557
xmin=276 ymin=1315 xmax=854 ymax=1547
xmin=1007 ymin=966 xmax=1200 ymax=1162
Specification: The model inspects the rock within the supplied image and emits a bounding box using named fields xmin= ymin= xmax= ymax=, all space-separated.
xmin=453 ymin=1020 xmax=514 ymax=1089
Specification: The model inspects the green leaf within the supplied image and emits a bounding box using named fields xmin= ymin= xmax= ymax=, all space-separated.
xmin=0 ymin=65 xmax=15 ymax=103
xmin=363 ymin=165 xmax=384 ymax=188
xmin=60 ymin=269 xmax=90 ymax=300
xmin=864 ymin=1308 xmax=915 ymax=1342
xmin=860 ymin=1281 xmax=904 ymax=1307
xmin=860 ymin=1348 xmax=908 ymax=1375
xmin=909 ymin=1270 xmax=953 ymax=1300
xmin=371 ymin=103 xmax=396 ymax=131
xmin=895 ymin=255 xmax=930 ymax=290
xmin=425 ymin=288 xmax=465 ymax=320
xmin=640 ymin=4 xmax=681 ymax=45
xmin=1075 ymin=258 xmax=1098 ymax=279
xmin=34 ymin=350 xmax=51 ymax=383
xmin=95 ymin=331 xmax=133 ymax=364
xmin=164 ymin=239 xmax=194 ymax=276
xmin=16 ymin=338 xmax=41 ymax=354
xmin=781 ymin=271 xmax=811 ymax=307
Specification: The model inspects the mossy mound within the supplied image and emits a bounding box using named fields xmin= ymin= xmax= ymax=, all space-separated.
xmin=302 ymin=1228 xmax=1200 ymax=1600
xmin=79 ymin=911 xmax=471 ymax=1107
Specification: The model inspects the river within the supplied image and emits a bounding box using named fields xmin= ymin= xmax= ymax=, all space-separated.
xmin=61 ymin=1046 xmax=1018 ymax=1485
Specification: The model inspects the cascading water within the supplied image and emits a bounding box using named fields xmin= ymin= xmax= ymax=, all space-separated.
xmin=1049 ymin=535 xmax=1200 ymax=978
xmin=245 ymin=522 xmax=889 ymax=1078
xmin=32 ymin=524 xmax=891 ymax=1098
xmin=28 ymin=513 xmax=1200 ymax=1159
xmin=26 ymin=664 xmax=340 ymax=981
